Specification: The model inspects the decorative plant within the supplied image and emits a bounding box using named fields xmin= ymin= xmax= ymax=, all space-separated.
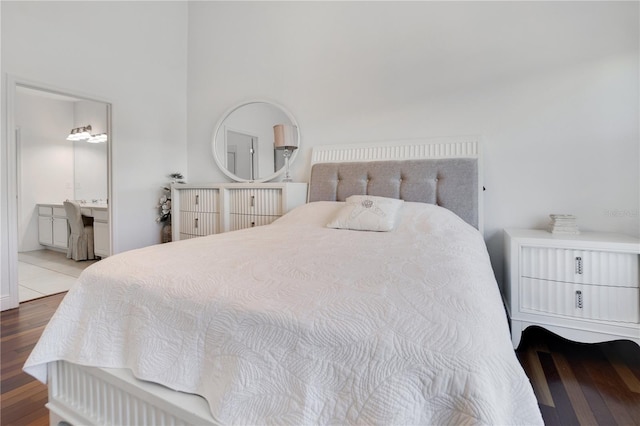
xmin=156 ymin=173 xmax=184 ymax=224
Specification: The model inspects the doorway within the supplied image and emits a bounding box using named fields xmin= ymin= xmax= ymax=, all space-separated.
xmin=2 ymin=77 xmax=112 ymax=310
xmin=226 ymin=130 xmax=258 ymax=181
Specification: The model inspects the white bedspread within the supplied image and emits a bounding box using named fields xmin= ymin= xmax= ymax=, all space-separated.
xmin=25 ymin=201 xmax=542 ymax=425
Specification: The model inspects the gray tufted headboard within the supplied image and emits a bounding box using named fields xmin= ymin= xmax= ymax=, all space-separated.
xmin=307 ymin=138 xmax=483 ymax=232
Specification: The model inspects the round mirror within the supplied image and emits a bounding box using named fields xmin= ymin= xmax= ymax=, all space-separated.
xmin=212 ymin=100 xmax=300 ymax=182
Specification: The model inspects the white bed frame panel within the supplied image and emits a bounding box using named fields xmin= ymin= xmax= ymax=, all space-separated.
xmin=47 ymin=362 xmax=213 ymax=425
xmin=45 ymin=137 xmax=483 ymax=426
xmin=311 ymin=136 xmax=480 ymax=165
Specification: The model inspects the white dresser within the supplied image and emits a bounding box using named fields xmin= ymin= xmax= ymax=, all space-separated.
xmin=503 ymin=228 xmax=640 ymax=349
xmin=171 ymin=182 xmax=308 ymax=240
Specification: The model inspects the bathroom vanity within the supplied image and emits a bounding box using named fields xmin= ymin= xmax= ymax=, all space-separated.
xmin=37 ymin=202 xmax=109 ymax=258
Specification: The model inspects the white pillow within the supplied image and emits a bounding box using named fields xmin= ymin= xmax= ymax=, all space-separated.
xmin=326 ymin=195 xmax=404 ymax=231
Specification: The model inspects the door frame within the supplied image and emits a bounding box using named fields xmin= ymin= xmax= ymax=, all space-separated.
xmin=1 ymin=74 xmax=113 ymax=310
xmin=226 ymin=128 xmax=259 ymax=181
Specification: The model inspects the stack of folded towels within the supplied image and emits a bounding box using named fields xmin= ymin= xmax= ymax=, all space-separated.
xmin=549 ymin=214 xmax=580 ymax=234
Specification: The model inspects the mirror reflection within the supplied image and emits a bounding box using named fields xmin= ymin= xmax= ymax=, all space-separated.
xmin=212 ymin=101 xmax=299 ymax=182
xmin=71 ymin=99 xmax=108 ymax=201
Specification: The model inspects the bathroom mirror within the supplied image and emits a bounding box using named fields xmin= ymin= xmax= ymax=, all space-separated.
xmin=212 ymin=100 xmax=300 ymax=182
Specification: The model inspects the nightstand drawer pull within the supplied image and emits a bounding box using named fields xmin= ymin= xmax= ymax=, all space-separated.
xmin=575 ymin=257 xmax=583 ymax=275
xmin=575 ymin=290 xmax=583 ymax=309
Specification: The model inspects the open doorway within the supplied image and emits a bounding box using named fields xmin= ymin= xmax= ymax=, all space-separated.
xmin=2 ymin=78 xmax=112 ymax=309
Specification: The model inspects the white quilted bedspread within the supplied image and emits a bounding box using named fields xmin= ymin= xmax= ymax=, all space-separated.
xmin=25 ymin=201 xmax=542 ymax=425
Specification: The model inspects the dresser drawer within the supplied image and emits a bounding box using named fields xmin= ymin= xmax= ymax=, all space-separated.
xmin=179 ymin=212 xmax=219 ymax=236
xmin=227 ymin=189 xmax=283 ymax=215
xmin=521 ymin=277 xmax=639 ymax=323
xmin=179 ymin=189 xmax=219 ymax=213
xmin=39 ymin=206 xmax=53 ymax=215
xmin=179 ymin=233 xmax=199 ymax=240
xmin=228 ymin=214 xmax=279 ymax=231
xmin=521 ymin=247 xmax=639 ymax=287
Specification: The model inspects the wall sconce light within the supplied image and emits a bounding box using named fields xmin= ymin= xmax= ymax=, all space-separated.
xmin=87 ymin=133 xmax=108 ymax=143
xmin=273 ymin=124 xmax=298 ymax=182
xmin=66 ymin=125 xmax=107 ymax=143
xmin=67 ymin=125 xmax=92 ymax=141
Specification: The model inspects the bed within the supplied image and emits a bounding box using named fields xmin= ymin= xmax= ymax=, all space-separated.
xmin=24 ymin=138 xmax=543 ymax=425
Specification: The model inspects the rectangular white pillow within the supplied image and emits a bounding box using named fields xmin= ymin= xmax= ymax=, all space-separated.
xmin=326 ymin=195 xmax=404 ymax=231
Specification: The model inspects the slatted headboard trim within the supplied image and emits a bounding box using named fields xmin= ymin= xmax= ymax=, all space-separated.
xmin=311 ymin=137 xmax=479 ymax=164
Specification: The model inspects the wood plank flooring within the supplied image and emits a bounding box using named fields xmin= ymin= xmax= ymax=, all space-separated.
xmin=2 ymin=294 xmax=639 ymax=425
xmin=1 ymin=293 xmax=64 ymax=426
xmin=517 ymin=326 xmax=640 ymax=425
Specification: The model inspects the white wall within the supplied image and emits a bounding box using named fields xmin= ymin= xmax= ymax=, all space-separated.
xmin=1 ymin=1 xmax=188 ymax=303
xmin=187 ymin=1 xmax=639 ymax=284
xmin=15 ymin=91 xmax=74 ymax=252
xmin=1 ymin=1 xmax=637 ymax=300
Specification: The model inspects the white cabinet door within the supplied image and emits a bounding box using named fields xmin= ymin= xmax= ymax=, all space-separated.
xmin=52 ymin=217 xmax=69 ymax=248
xmin=38 ymin=216 xmax=53 ymax=246
xmin=94 ymin=221 xmax=109 ymax=257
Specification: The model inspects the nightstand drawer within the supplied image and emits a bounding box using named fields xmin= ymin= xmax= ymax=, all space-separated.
xmin=521 ymin=278 xmax=639 ymax=323
xmin=522 ymin=247 xmax=639 ymax=287
xmin=180 ymin=189 xmax=219 ymax=213
xmin=227 ymin=189 xmax=283 ymax=215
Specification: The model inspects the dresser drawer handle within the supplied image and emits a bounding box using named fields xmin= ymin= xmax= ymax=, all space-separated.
xmin=575 ymin=290 xmax=583 ymax=309
xmin=250 ymin=195 xmax=255 ymax=207
xmin=195 ymin=194 xmax=199 ymax=205
xmin=194 ymin=217 xmax=198 ymax=229
xmin=575 ymin=257 xmax=583 ymax=275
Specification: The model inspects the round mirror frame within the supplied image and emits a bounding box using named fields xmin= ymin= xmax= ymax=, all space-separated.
xmin=211 ymin=99 xmax=301 ymax=183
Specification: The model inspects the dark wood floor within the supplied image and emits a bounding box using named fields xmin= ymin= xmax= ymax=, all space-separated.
xmin=2 ymin=294 xmax=639 ymax=425
xmin=516 ymin=326 xmax=640 ymax=425
xmin=1 ymin=293 xmax=64 ymax=426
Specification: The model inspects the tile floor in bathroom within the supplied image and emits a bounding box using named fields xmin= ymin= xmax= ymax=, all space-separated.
xmin=18 ymin=249 xmax=97 ymax=302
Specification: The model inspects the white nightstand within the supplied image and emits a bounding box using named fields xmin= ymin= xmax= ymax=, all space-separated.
xmin=503 ymin=228 xmax=640 ymax=349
